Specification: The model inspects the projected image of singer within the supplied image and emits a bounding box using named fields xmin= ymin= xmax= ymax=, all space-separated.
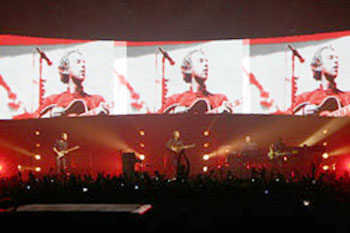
xmin=290 ymin=45 xmax=350 ymax=117
xmin=36 ymin=50 xmax=109 ymax=118
xmin=160 ymin=49 xmax=233 ymax=114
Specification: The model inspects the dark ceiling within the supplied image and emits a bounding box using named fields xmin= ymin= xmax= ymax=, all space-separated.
xmin=1 ymin=0 xmax=350 ymax=41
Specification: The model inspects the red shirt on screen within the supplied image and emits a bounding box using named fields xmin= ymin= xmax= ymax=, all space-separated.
xmin=288 ymin=87 xmax=350 ymax=116
xmin=13 ymin=90 xmax=105 ymax=119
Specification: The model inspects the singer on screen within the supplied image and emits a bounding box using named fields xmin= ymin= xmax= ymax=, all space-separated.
xmin=160 ymin=49 xmax=233 ymax=114
xmin=34 ymin=50 xmax=109 ymax=117
xmin=289 ymin=45 xmax=350 ymax=117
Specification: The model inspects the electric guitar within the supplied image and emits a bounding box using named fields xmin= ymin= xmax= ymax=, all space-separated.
xmin=164 ymin=99 xmax=234 ymax=114
xmin=267 ymin=148 xmax=298 ymax=160
xmin=40 ymin=99 xmax=111 ymax=118
xmin=294 ymin=96 xmax=350 ymax=117
xmin=169 ymin=144 xmax=195 ymax=154
xmin=55 ymin=146 xmax=80 ymax=159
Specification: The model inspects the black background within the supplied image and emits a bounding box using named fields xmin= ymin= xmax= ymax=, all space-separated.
xmin=1 ymin=0 xmax=350 ymax=41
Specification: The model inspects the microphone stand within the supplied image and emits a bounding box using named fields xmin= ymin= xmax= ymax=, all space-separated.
xmin=161 ymin=55 xmax=169 ymax=108
xmin=38 ymin=55 xmax=49 ymax=109
xmin=37 ymin=48 xmax=51 ymax=109
xmin=291 ymin=54 xmax=297 ymax=110
xmin=289 ymin=46 xmax=304 ymax=111
xmin=38 ymin=56 xmax=44 ymax=107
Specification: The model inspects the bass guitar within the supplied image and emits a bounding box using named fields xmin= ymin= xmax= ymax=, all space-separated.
xmin=169 ymin=144 xmax=195 ymax=154
xmin=55 ymin=146 xmax=80 ymax=160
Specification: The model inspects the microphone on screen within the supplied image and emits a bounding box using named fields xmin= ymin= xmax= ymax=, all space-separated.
xmin=159 ymin=47 xmax=175 ymax=65
xmin=36 ymin=47 xmax=52 ymax=66
xmin=287 ymin=45 xmax=305 ymax=63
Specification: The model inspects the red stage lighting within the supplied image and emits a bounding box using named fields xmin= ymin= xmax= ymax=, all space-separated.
xmin=203 ymin=166 xmax=208 ymax=172
xmin=322 ymin=152 xmax=329 ymax=159
xmin=139 ymin=154 xmax=145 ymax=161
xmin=203 ymin=130 xmax=210 ymax=136
xmin=139 ymin=130 xmax=145 ymax=136
xmin=0 ymin=165 xmax=2 ymax=171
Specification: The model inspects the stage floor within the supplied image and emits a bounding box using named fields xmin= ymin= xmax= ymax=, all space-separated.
xmin=14 ymin=203 xmax=152 ymax=214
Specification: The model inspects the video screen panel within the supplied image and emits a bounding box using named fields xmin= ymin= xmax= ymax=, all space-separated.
xmin=1 ymin=31 xmax=350 ymax=119
xmin=248 ymin=32 xmax=350 ymax=116
xmin=0 ymin=37 xmax=115 ymax=119
xmin=114 ymin=40 xmax=245 ymax=114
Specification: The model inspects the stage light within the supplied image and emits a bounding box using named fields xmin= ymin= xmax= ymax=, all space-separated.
xmin=139 ymin=142 xmax=145 ymax=148
xmin=135 ymin=185 xmax=139 ymax=190
xmin=203 ymin=166 xmax=208 ymax=172
xmin=323 ymin=129 xmax=328 ymax=134
xmin=322 ymin=165 xmax=329 ymax=171
xmin=323 ymin=142 xmax=328 ymax=146
xmin=203 ymin=130 xmax=210 ymax=136
xmin=332 ymin=164 xmax=336 ymax=171
xmin=83 ymin=187 xmax=88 ymax=192
xmin=203 ymin=154 xmax=209 ymax=161
xmin=264 ymin=189 xmax=269 ymax=195
xmin=0 ymin=165 xmax=2 ymax=171
xmin=283 ymin=156 xmax=288 ymax=162
xmin=139 ymin=154 xmax=145 ymax=161
xmin=26 ymin=185 xmax=31 ymax=190
xmin=203 ymin=142 xmax=210 ymax=148
xmin=35 ymin=167 xmax=41 ymax=172
xmin=35 ymin=143 xmax=40 ymax=148
xmin=34 ymin=154 xmax=41 ymax=160
xmin=303 ymin=200 xmax=310 ymax=206
xmin=17 ymin=165 xmax=22 ymax=170
xmin=35 ymin=131 xmax=40 ymax=136
xmin=139 ymin=130 xmax=145 ymax=136
xmin=322 ymin=152 xmax=329 ymax=159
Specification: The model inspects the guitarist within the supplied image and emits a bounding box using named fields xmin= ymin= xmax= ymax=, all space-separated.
xmin=165 ymin=130 xmax=192 ymax=179
xmin=290 ymin=45 xmax=350 ymax=116
xmin=160 ymin=49 xmax=234 ymax=114
xmin=53 ymin=132 xmax=70 ymax=174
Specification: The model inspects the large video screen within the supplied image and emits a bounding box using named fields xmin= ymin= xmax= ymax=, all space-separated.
xmin=1 ymin=31 xmax=350 ymax=119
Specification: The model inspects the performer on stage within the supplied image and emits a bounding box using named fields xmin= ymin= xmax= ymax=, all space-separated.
xmin=53 ymin=132 xmax=70 ymax=174
xmin=239 ymin=136 xmax=259 ymax=168
xmin=160 ymin=49 xmax=233 ymax=114
xmin=35 ymin=50 xmax=110 ymax=118
xmin=239 ymin=136 xmax=258 ymax=157
xmin=290 ymin=45 xmax=350 ymax=116
xmin=53 ymin=132 xmax=79 ymax=175
xmin=165 ymin=130 xmax=192 ymax=179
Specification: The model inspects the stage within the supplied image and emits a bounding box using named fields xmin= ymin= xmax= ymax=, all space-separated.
xmin=0 ymin=114 xmax=349 ymax=178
